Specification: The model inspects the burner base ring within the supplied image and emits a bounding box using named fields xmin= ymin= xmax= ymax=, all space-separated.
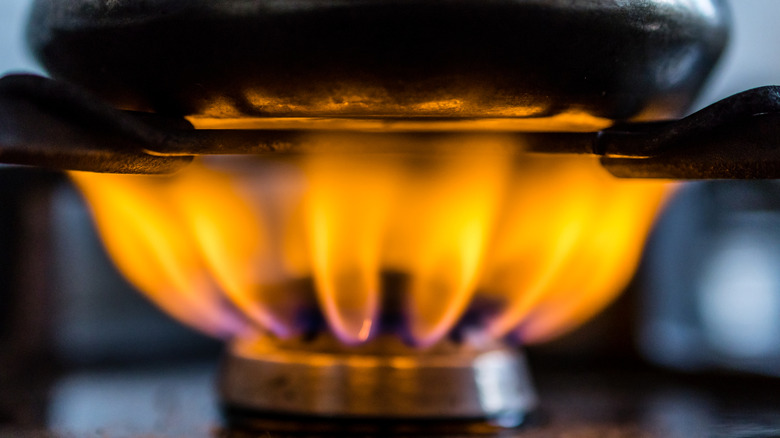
xmin=219 ymin=337 xmax=537 ymax=429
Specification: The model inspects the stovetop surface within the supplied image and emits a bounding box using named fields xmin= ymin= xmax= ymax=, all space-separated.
xmin=2 ymin=358 xmax=780 ymax=438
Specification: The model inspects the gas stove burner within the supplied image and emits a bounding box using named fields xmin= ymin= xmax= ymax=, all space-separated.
xmin=67 ymin=143 xmax=669 ymax=434
xmin=6 ymin=0 xmax=780 ymax=436
xmin=220 ymin=336 xmax=536 ymax=433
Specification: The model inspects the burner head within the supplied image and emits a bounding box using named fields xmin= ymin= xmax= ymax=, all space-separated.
xmin=220 ymin=336 xmax=536 ymax=433
xmin=27 ymin=0 xmax=729 ymax=121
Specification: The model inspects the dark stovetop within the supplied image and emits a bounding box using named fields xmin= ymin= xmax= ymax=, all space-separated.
xmin=3 ymin=356 xmax=780 ymax=438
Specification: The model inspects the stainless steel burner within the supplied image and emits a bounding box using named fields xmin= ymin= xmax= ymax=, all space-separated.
xmin=219 ymin=336 xmax=536 ymax=430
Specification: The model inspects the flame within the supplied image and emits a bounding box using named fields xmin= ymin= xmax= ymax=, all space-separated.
xmin=303 ymin=153 xmax=399 ymax=344
xmin=71 ymin=133 xmax=668 ymax=346
xmin=381 ymin=143 xmax=510 ymax=347
xmin=69 ymin=171 xmax=253 ymax=338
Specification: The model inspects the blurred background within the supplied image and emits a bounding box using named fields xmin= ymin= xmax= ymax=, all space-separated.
xmin=3 ymin=0 xmax=780 ymax=435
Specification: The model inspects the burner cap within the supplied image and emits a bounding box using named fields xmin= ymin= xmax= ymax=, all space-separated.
xmin=220 ymin=336 xmax=537 ymax=433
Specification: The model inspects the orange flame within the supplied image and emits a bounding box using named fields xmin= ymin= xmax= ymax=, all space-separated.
xmin=303 ymin=153 xmax=399 ymax=344
xmin=71 ymin=133 xmax=668 ymax=346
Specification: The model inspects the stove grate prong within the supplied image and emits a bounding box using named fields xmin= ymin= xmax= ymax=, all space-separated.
xmin=3 ymin=74 xmax=780 ymax=179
